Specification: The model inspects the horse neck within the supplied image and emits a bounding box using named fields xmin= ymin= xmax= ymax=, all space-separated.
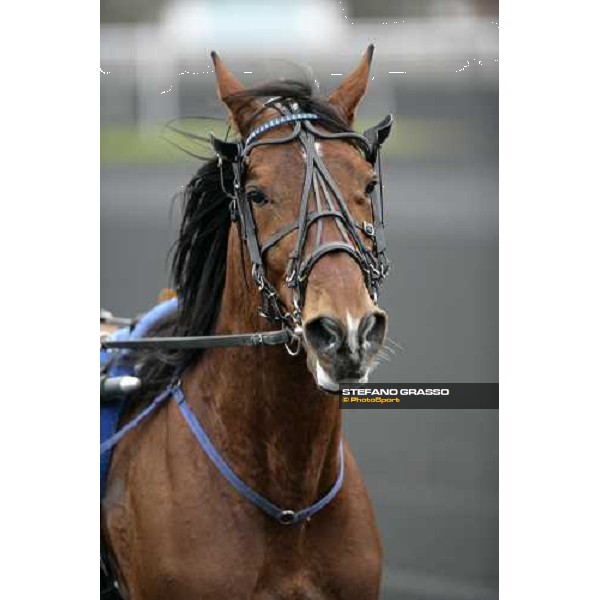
xmin=183 ymin=228 xmax=342 ymax=508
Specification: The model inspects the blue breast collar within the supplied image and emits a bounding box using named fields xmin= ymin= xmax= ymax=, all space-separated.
xmin=101 ymin=380 xmax=345 ymax=526
xmin=172 ymin=384 xmax=345 ymax=525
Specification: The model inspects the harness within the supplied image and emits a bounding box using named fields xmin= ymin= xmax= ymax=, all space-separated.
xmin=101 ymin=299 xmax=343 ymax=526
xmin=101 ymin=105 xmax=393 ymax=355
xmin=100 ymin=106 xmax=393 ymax=595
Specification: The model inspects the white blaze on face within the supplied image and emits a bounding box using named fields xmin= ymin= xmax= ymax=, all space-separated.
xmin=346 ymin=311 xmax=361 ymax=353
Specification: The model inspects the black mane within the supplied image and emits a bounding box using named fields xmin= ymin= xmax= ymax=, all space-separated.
xmin=136 ymin=79 xmax=355 ymax=397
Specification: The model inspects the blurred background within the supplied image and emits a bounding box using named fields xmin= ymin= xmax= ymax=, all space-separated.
xmin=101 ymin=1 xmax=498 ymax=598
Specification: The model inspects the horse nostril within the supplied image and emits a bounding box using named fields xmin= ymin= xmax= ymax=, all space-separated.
xmin=304 ymin=317 xmax=343 ymax=356
xmin=359 ymin=312 xmax=387 ymax=352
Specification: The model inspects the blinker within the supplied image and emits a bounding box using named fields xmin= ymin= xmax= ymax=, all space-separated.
xmin=363 ymin=114 xmax=394 ymax=163
xmin=209 ymin=133 xmax=241 ymax=163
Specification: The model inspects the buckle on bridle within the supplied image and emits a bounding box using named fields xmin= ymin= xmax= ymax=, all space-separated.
xmin=285 ymin=336 xmax=302 ymax=357
xmin=285 ymin=262 xmax=297 ymax=287
xmin=284 ymin=324 xmax=303 ymax=357
xmin=229 ymin=199 xmax=239 ymax=222
xmin=252 ymin=264 xmax=265 ymax=290
xmin=363 ymin=221 xmax=375 ymax=237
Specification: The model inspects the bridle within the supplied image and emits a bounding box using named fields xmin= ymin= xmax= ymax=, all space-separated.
xmin=212 ymin=100 xmax=393 ymax=346
xmin=102 ymin=102 xmax=393 ymax=355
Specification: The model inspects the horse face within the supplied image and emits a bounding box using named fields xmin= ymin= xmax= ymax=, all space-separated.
xmin=212 ymin=47 xmax=388 ymax=392
xmin=243 ymin=137 xmax=387 ymax=391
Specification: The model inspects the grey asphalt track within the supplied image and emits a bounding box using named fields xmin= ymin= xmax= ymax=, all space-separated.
xmin=101 ymin=158 xmax=498 ymax=599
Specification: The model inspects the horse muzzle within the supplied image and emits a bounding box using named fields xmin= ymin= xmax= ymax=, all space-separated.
xmin=303 ymin=311 xmax=387 ymax=393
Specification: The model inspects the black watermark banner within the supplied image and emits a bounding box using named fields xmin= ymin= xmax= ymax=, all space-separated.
xmin=338 ymin=384 xmax=498 ymax=409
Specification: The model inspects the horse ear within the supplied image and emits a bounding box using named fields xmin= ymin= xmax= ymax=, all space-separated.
xmin=328 ymin=45 xmax=374 ymax=125
xmin=211 ymin=50 xmax=263 ymax=137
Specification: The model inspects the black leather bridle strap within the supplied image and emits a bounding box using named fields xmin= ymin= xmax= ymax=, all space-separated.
xmin=243 ymin=122 xmax=302 ymax=157
xmin=312 ymin=172 xmax=325 ymax=253
xmin=305 ymin=116 xmax=390 ymax=261
xmin=298 ymin=242 xmax=367 ymax=284
xmin=312 ymin=170 xmax=347 ymax=247
xmin=304 ymin=120 xmax=371 ymax=155
xmin=260 ymin=211 xmax=376 ymax=257
xmin=101 ymin=329 xmax=292 ymax=351
xmin=312 ymin=153 xmax=372 ymax=260
xmin=370 ymin=155 xmax=386 ymax=256
xmin=238 ymin=192 xmax=263 ymax=268
xmin=287 ymin=131 xmax=317 ymax=271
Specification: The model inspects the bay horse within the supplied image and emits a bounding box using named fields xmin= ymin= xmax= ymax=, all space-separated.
xmin=102 ymin=45 xmax=393 ymax=599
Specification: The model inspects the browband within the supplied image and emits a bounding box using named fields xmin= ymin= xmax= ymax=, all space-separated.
xmin=245 ymin=113 xmax=320 ymax=146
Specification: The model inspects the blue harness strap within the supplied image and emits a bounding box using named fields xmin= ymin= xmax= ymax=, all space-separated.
xmin=172 ymin=384 xmax=345 ymax=525
xmin=100 ymin=387 xmax=173 ymax=456
xmin=100 ymin=379 xmax=345 ymax=525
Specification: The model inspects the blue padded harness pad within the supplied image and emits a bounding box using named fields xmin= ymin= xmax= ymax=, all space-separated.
xmin=100 ymin=298 xmax=178 ymax=498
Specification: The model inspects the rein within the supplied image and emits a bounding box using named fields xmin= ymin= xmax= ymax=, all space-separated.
xmin=101 ymin=329 xmax=292 ymax=351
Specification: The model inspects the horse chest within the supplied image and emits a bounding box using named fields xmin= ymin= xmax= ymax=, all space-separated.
xmin=250 ymin=577 xmax=329 ymax=600
xmin=130 ymin=536 xmax=377 ymax=600
xmin=251 ymin=562 xmax=380 ymax=600
xmin=146 ymin=559 xmax=375 ymax=600
xmin=106 ymin=400 xmax=381 ymax=599
xmin=116 ymin=500 xmax=380 ymax=599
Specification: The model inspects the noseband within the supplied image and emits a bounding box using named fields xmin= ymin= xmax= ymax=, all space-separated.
xmin=211 ymin=102 xmax=393 ymax=340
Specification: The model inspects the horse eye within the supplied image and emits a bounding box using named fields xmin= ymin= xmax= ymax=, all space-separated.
xmin=246 ymin=189 xmax=268 ymax=206
xmin=365 ymin=180 xmax=377 ymax=195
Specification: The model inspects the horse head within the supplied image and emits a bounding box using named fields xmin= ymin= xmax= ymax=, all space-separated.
xmin=211 ymin=46 xmax=390 ymax=392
